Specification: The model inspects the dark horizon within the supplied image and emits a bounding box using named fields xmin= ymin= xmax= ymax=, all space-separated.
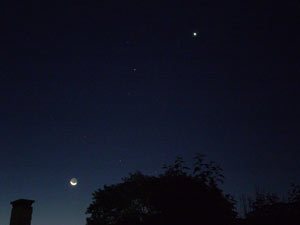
xmin=0 ymin=1 xmax=299 ymax=225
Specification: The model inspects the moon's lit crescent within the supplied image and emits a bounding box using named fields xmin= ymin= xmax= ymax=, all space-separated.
xmin=70 ymin=178 xmax=78 ymax=186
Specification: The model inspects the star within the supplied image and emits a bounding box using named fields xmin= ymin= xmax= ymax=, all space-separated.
xmin=193 ymin=32 xmax=197 ymax=37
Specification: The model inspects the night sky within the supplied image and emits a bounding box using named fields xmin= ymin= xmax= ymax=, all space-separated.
xmin=0 ymin=1 xmax=299 ymax=225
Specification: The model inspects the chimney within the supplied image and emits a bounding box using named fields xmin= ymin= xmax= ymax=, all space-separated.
xmin=9 ymin=199 xmax=35 ymax=225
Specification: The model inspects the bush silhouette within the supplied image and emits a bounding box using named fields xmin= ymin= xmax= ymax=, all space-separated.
xmin=242 ymin=185 xmax=300 ymax=225
xmin=86 ymin=154 xmax=237 ymax=225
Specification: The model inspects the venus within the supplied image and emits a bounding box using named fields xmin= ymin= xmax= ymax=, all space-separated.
xmin=70 ymin=178 xmax=78 ymax=186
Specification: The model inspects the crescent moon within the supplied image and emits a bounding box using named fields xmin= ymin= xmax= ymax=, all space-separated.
xmin=70 ymin=178 xmax=78 ymax=186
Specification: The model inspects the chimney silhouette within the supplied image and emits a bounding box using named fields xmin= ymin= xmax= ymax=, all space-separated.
xmin=9 ymin=199 xmax=35 ymax=225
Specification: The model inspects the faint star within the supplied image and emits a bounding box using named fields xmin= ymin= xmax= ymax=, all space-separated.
xmin=133 ymin=68 xmax=137 ymax=72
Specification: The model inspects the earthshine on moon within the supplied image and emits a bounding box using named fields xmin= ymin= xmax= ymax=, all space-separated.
xmin=70 ymin=178 xmax=78 ymax=186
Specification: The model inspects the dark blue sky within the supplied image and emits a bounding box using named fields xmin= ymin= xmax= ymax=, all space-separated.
xmin=0 ymin=1 xmax=299 ymax=225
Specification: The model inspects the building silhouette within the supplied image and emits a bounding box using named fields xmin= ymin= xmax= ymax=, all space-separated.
xmin=9 ymin=199 xmax=34 ymax=225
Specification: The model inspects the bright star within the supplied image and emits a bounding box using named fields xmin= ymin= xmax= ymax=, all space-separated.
xmin=193 ymin=32 xmax=197 ymax=37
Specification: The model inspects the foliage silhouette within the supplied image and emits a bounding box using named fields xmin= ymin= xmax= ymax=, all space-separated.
xmin=86 ymin=154 xmax=236 ymax=225
xmin=241 ymin=185 xmax=300 ymax=225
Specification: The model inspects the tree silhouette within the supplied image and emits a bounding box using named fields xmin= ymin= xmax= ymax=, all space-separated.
xmin=86 ymin=154 xmax=237 ymax=225
xmin=241 ymin=185 xmax=300 ymax=225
